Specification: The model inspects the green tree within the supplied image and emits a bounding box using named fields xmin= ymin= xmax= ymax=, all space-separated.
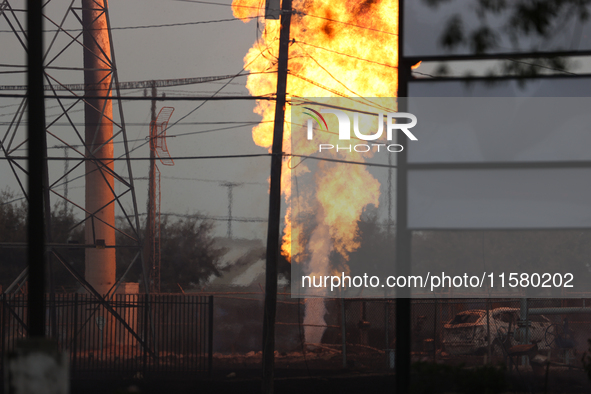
xmin=0 ymin=189 xmax=85 ymax=291
xmin=159 ymin=215 xmax=226 ymax=291
xmin=1 ymin=189 xmax=225 ymax=292
xmin=423 ymin=0 xmax=591 ymax=77
xmin=0 ymin=190 xmax=27 ymax=289
xmin=116 ymin=214 xmax=227 ymax=292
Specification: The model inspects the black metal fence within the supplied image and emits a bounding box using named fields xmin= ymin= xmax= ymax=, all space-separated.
xmin=0 ymin=293 xmax=213 ymax=379
xmin=8 ymin=292 xmax=588 ymax=377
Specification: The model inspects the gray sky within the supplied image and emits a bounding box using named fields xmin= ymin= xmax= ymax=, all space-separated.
xmin=3 ymin=0 xmax=591 ymax=242
xmin=1 ymin=0 xmax=275 ymax=239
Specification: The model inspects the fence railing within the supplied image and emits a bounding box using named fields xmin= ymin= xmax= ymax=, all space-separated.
xmin=0 ymin=293 xmax=213 ymax=379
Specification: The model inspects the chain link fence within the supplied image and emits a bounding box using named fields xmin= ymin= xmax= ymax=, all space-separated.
xmin=209 ymin=294 xmax=591 ymax=376
xmin=3 ymin=291 xmax=589 ymax=379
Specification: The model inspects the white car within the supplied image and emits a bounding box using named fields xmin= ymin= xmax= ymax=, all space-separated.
xmin=443 ymin=307 xmax=553 ymax=356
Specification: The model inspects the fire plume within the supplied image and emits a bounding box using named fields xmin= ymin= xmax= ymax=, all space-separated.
xmin=232 ymin=0 xmax=398 ymax=257
xmin=232 ymin=0 xmax=398 ymax=344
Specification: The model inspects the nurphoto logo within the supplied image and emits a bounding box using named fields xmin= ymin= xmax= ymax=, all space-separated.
xmin=304 ymin=107 xmax=418 ymax=153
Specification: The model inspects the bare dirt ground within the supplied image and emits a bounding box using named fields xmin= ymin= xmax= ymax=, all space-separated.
xmin=64 ymin=347 xmax=591 ymax=393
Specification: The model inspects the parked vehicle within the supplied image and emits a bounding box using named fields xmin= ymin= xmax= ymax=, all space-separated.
xmin=442 ymin=307 xmax=553 ymax=356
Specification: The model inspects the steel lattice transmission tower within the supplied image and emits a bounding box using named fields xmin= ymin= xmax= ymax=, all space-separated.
xmin=0 ymin=0 xmax=147 ymax=297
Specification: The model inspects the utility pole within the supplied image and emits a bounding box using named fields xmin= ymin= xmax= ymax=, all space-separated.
xmin=10 ymin=3 xmax=68 ymax=393
xmin=26 ymin=0 xmax=46 ymax=337
xmin=27 ymin=0 xmax=57 ymax=342
xmin=262 ymin=0 xmax=293 ymax=391
xmin=62 ymin=147 xmax=69 ymax=214
xmin=146 ymin=101 xmax=172 ymax=293
xmin=395 ymin=0 xmax=412 ymax=392
xmin=220 ymin=182 xmax=242 ymax=239
xmin=145 ymin=82 xmax=157 ymax=292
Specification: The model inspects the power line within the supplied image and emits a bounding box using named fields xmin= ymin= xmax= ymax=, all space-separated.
xmin=296 ymin=40 xmax=397 ymax=70
xmin=0 ymin=93 xmax=275 ymax=100
xmin=2 ymin=153 xmax=274 ymax=161
xmin=2 ymin=152 xmax=273 ymax=198
xmin=287 ymin=72 xmax=348 ymax=98
xmin=90 ymin=18 xmax=245 ymax=30
xmin=289 ymin=154 xmax=396 ymax=169
xmin=0 ymin=94 xmax=131 ymax=118
xmin=297 ymin=11 xmax=398 ymax=37
xmin=174 ymin=0 xmax=264 ymax=10
xmin=0 ymin=88 xmax=257 ymax=118
xmin=412 ymin=70 xmax=436 ymax=78
xmin=503 ymin=58 xmax=578 ymax=76
xmin=5 ymin=121 xmax=269 ymax=154
xmin=0 ymin=72 xmax=275 ymax=91
xmin=0 ymin=196 xmax=26 ymax=206
xmin=0 ymin=121 xmax=264 ymax=127
xmin=293 ymin=44 xmax=394 ymax=113
xmin=287 ymin=73 xmax=394 ymax=115
xmin=121 ymin=212 xmax=268 ymax=223
xmin=167 ymin=122 xmax=264 ymax=138
xmin=173 ymin=0 xmax=398 ymax=37
xmin=0 ymin=103 xmax=21 ymax=109
xmin=98 ymin=64 xmax=263 ymax=160
xmin=0 ymin=18 xmax=243 ymax=33
xmin=142 ymin=90 xmax=250 ymax=96
xmin=155 ymin=37 xmax=278 ymax=141
xmin=0 ymin=197 xmax=268 ymax=222
xmin=131 ymin=175 xmax=266 ymax=186
xmin=0 ymin=153 xmax=398 ymax=169
xmin=1 ymin=151 xmax=395 ymax=210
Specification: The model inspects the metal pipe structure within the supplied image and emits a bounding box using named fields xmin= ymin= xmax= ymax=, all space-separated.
xmin=82 ymin=0 xmax=116 ymax=296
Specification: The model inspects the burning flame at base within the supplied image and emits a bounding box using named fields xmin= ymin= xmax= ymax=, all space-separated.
xmin=232 ymin=0 xmax=398 ymax=344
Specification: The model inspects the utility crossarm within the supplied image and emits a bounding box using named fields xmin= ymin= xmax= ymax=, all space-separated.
xmin=0 ymin=74 xmax=243 ymax=91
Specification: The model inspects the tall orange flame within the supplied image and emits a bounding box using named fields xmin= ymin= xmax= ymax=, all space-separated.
xmin=233 ymin=0 xmax=398 ymax=251
xmin=232 ymin=0 xmax=398 ymax=340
